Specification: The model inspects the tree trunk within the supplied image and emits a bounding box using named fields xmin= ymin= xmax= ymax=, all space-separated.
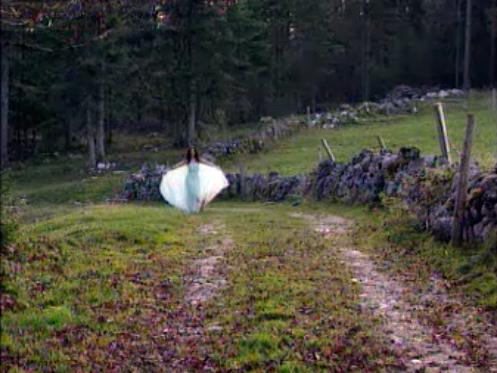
xmin=463 ymin=0 xmax=472 ymax=91
xmin=490 ymin=2 xmax=496 ymax=87
xmin=15 ymin=126 xmax=20 ymax=159
xmin=296 ymin=92 xmax=302 ymax=113
xmin=361 ymin=0 xmax=371 ymax=101
xmin=187 ymin=82 xmax=196 ymax=145
xmin=64 ymin=117 xmax=72 ymax=151
xmin=455 ymin=0 xmax=462 ymax=88
xmin=160 ymin=98 xmax=166 ymax=131
xmin=105 ymin=119 xmax=112 ymax=145
xmin=96 ymin=83 xmax=105 ymax=161
xmin=135 ymin=94 xmax=142 ymax=124
xmin=365 ymin=14 xmax=371 ymax=100
xmin=23 ymin=126 xmax=28 ymax=152
xmin=106 ymin=87 xmax=112 ymax=145
xmin=1 ymin=43 xmax=9 ymax=168
xmin=86 ymin=99 xmax=96 ymax=169
xmin=31 ymin=129 xmax=36 ymax=152
xmin=311 ymin=91 xmax=317 ymax=113
xmin=186 ymin=0 xmax=196 ymax=146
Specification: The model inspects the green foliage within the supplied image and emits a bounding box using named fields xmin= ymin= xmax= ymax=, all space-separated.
xmin=4 ymin=0 xmax=497 ymax=159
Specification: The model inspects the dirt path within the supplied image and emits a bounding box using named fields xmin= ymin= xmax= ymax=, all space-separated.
xmin=185 ymin=223 xmax=234 ymax=306
xmin=162 ymin=222 xmax=234 ymax=371
xmin=292 ymin=213 xmax=497 ymax=372
xmin=104 ymin=222 xmax=233 ymax=371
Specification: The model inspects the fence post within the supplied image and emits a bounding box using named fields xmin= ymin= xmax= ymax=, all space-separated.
xmin=321 ymin=138 xmax=336 ymax=162
xmin=451 ymin=114 xmax=475 ymax=247
xmin=307 ymin=106 xmax=311 ymax=127
xmin=434 ymin=102 xmax=452 ymax=166
xmin=377 ymin=135 xmax=386 ymax=151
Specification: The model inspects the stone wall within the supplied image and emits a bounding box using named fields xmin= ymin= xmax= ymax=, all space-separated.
xmin=202 ymin=117 xmax=303 ymax=160
xmin=308 ymin=148 xmax=495 ymax=243
xmin=121 ymin=86 xmax=494 ymax=244
xmin=121 ymin=147 xmax=496 ymax=244
xmin=221 ymin=172 xmax=308 ymax=203
xmin=122 ymin=164 xmax=168 ymax=201
xmin=201 ymin=85 xmax=466 ymax=158
xmin=311 ymin=86 xmax=465 ymax=129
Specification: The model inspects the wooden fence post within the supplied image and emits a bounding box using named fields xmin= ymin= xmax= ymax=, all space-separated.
xmin=451 ymin=114 xmax=475 ymax=247
xmin=434 ymin=102 xmax=452 ymax=166
xmin=377 ymin=135 xmax=386 ymax=150
xmin=321 ymin=138 xmax=336 ymax=162
xmin=307 ymin=106 xmax=311 ymax=127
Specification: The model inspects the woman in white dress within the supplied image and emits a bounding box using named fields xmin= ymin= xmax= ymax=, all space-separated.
xmin=160 ymin=147 xmax=229 ymax=213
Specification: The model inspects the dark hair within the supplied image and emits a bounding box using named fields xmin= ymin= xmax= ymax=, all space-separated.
xmin=185 ymin=147 xmax=200 ymax=163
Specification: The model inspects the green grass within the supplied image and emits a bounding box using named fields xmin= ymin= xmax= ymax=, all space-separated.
xmin=349 ymin=198 xmax=497 ymax=310
xmin=227 ymin=91 xmax=496 ymax=175
xmin=7 ymin=149 xmax=181 ymax=207
xmin=294 ymin=196 xmax=497 ymax=310
xmin=1 ymin=201 xmax=402 ymax=371
xmin=7 ymin=91 xmax=496 ymax=212
xmin=197 ymin=203 xmax=399 ymax=371
xmin=2 ymin=90 xmax=496 ymax=370
xmin=1 ymin=204 xmax=193 ymax=369
xmin=3 ymin=198 xmax=494 ymax=370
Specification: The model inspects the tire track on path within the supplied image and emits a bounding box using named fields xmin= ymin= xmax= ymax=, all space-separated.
xmin=185 ymin=223 xmax=234 ymax=306
xmin=163 ymin=222 xmax=234 ymax=371
xmin=292 ymin=212 xmax=497 ymax=372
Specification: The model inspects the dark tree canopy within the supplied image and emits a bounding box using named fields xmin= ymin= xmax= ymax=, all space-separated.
xmin=1 ymin=0 xmax=496 ymax=165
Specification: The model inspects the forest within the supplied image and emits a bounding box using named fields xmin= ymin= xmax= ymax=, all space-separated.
xmin=2 ymin=1 xmax=497 ymax=372
xmin=1 ymin=0 xmax=496 ymax=167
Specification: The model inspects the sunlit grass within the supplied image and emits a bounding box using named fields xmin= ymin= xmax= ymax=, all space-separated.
xmin=198 ymin=203 xmax=397 ymax=371
xmin=347 ymin=197 xmax=497 ymax=310
xmin=1 ymin=204 xmax=192 ymax=369
xmin=226 ymin=91 xmax=496 ymax=175
xmin=7 ymin=91 xmax=496 ymax=214
xmin=1 ymin=201 xmax=398 ymax=370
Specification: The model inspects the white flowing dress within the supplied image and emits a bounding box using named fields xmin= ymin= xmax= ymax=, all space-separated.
xmin=159 ymin=161 xmax=229 ymax=213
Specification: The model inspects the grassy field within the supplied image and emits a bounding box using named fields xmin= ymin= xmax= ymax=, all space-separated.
xmin=2 ymin=202 xmax=403 ymax=371
xmin=202 ymin=203 xmax=400 ymax=371
xmin=2 ymin=91 xmax=496 ymax=371
xmin=7 ymin=91 xmax=496 ymax=210
xmin=226 ymin=91 xmax=496 ymax=175
xmin=6 ymin=144 xmax=181 ymax=210
xmin=5 ymin=120 xmax=264 ymax=210
xmin=1 ymin=204 xmax=190 ymax=369
xmin=3 ymin=198 xmax=496 ymax=370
